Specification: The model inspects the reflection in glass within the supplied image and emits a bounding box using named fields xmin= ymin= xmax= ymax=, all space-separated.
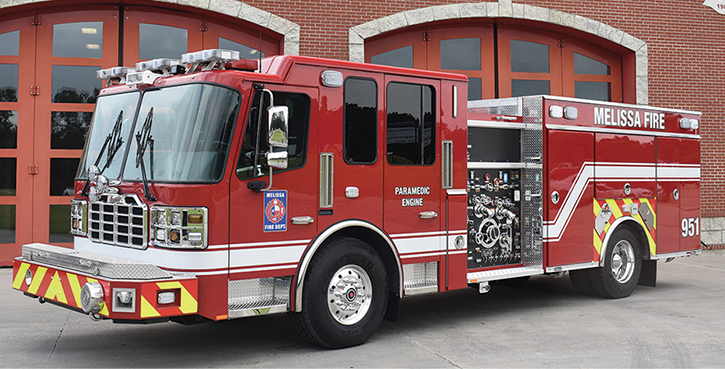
xmin=575 ymin=81 xmax=611 ymax=101
xmin=50 ymin=158 xmax=80 ymax=196
xmin=574 ymin=53 xmax=610 ymax=75
xmin=441 ymin=38 xmax=481 ymax=70
xmin=386 ymin=82 xmax=435 ymax=165
xmin=0 ymin=64 xmax=19 ymax=102
xmin=511 ymin=79 xmax=550 ymax=97
xmin=50 ymin=205 xmax=73 ymax=243
xmin=468 ymin=78 xmax=482 ymax=101
xmin=51 ymin=112 xmax=92 ymax=149
xmin=0 ymin=30 xmax=19 ymax=56
xmin=0 ymin=158 xmax=16 ymax=196
xmin=125 ymin=84 xmax=240 ymax=182
xmin=52 ymin=65 xmax=100 ymax=104
xmin=511 ymin=40 xmax=549 ymax=73
xmin=53 ymin=22 xmax=103 ymax=58
xmin=219 ymin=38 xmax=264 ymax=60
xmin=0 ymin=205 xmax=15 ymax=243
xmin=344 ymin=78 xmax=377 ymax=164
xmin=0 ymin=111 xmax=17 ymax=149
xmin=371 ymin=46 xmax=413 ymax=68
xmin=139 ymin=23 xmax=187 ymax=60
xmin=77 ymin=92 xmax=140 ymax=179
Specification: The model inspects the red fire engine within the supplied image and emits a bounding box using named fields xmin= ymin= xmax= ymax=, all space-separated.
xmin=11 ymin=50 xmax=701 ymax=348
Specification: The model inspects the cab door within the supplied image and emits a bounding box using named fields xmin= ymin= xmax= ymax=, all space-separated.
xmin=228 ymin=85 xmax=319 ymax=279
xmin=316 ymin=72 xmax=384 ymax=231
xmin=382 ymin=77 xmax=442 ymax=263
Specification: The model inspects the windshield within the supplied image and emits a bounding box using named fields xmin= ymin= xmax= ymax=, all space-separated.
xmin=123 ymin=84 xmax=240 ymax=183
xmin=77 ymin=92 xmax=140 ymax=179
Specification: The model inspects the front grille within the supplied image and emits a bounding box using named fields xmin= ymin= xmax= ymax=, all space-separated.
xmin=89 ymin=193 xmax=147 ymax=249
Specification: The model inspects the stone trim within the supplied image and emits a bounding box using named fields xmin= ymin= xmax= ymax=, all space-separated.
xmin=0 ymin=0 xmax=300 ymax=55
xmin=349 ymin=0 xmax=648 ymax=104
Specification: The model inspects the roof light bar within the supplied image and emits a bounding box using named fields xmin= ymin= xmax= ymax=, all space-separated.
xmin=181 ymin=49 xmax=241 ymax=72
xmin=96 ymin=67 xmax=133 ymax=84
xmin=136 ymin=58 xmax=182 ymax=74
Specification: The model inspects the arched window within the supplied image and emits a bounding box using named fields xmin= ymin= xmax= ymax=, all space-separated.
xmin=366 ymin=22 xmax=624 ymax=102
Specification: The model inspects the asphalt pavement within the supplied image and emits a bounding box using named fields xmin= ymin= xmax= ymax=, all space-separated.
xmin=2 ymin=250 xmax=724 ymax=368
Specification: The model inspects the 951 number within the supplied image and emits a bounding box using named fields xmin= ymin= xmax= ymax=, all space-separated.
xmin=681 ymin=217 xmax=700 ymax=238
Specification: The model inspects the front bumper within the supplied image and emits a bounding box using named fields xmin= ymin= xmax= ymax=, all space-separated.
xmin=12 ymin=243 xmax=198 ymax=321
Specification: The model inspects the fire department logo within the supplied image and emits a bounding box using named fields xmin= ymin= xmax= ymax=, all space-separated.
xmin=264 ymin=190 xmax=287 ymax=232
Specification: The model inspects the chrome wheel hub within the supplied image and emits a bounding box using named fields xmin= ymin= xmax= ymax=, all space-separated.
xmin=327 ymin=264 xmax=372 ymax=325
xmin=611 ymin=240 xmax=635 ymax=284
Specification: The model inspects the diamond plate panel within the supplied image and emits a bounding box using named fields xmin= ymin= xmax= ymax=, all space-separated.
xmin=22 ymin=243 xmax=173 ymax=280
xmin=403 ymin=262 xmax=438 ymax=290
xmin=521 ymin=96 xmax=544 ymax=268
xmin=228 ymin=276 xmax=291 ymax=311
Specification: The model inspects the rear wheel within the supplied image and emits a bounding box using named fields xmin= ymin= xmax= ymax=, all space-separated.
xmin=291 ymin=237 xmax=388 ymax=348
xmin=590 ymin=227 xmax=642 ymax=298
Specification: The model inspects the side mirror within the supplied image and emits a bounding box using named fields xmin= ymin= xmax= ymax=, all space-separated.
xmin=267 ymin=151 xmax=288 ymax=169
xmin=267 ymin=106 xmax=288 ymax=148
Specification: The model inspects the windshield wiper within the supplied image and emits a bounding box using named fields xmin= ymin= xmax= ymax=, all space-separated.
xmin=135 ymin=108 xmax=156 ymax=201
xmin=82 ymin=110 xmax=124 ymax=197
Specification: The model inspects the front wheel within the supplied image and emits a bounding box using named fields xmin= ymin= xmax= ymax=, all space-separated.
xmin=291 ymin=237 xmax=388 ymax=348
xmin=590 ymin=227 xmax=642 ymax=298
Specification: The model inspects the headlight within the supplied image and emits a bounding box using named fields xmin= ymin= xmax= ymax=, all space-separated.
xmin=149 ymin=206 xmax=208 ymax=249
xmin=70 ymin=199 xmax=88 ymax=236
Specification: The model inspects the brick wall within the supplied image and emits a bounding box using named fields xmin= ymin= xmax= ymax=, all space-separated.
xmin=245 ymin=0 xmax=725 ymax=218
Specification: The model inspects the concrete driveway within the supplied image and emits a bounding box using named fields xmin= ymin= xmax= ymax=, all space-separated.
xmin=2 ymin=250 xmax=724 ymax=368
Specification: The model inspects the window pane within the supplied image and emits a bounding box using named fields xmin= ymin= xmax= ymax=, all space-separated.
xmin=0 ymin=30 xmax=19 ymax=56
xmin=511 ymin=79 xmax=550 ymax=97
xmin=0 ymin=205 xmax=15 ymax=243
xmin=440 ymin=38 xmax=481 ymax=70
xmin=53 ymin=22 xmax=103 ymax=58
xmin=51 ymin=112 xmax=92 ymax=149
xmin=387 ymin=82 xmax=435 ymax=165
xmin=344 ymin=78 xmax=377 ymax=164
xmin=575 ymin=81 xmax=611 ymax=101
xmin=0 ymin=111 xmax=17 ymax=149
xmin=49 ymin=205 xmax=73 ymax=243
xmin=574 ymin=53 xmax=610 ymax=75
xmin=468 ymin=78 xmax=482 ymax=101
xmin=0 ymin=158 xmax=16 ymax=196
xmin=371 ymin=46 xmax=413 ymax=69
xmin=511 ymin=40 xmax=549 ymax=73
xmin=50 ymin=158 xmax=80 ymax=196
xmin=0 ymin=64 xmax=18 ymax=102
xmin=237 ymin=91 xmax=310 ymax=179
xmin=52 ymin=65 xmax=100 ymax=104
xmin=139 ymin=23 xmax=187 ymax=60
xmin=219 ymin=37 xmax=264 ymax=60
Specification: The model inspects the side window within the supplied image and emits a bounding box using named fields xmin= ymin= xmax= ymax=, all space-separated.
xmin=236 ymin=90 xmax=310 ymax=179
xmin=344 ymin=78 xmax=377 ymax=164
xmin=386 ymin=82 xmax=435 ymax=165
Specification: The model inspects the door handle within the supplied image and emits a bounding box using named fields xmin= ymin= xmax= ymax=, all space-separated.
xmin=291 ymin=216 xmax=315 ymax=225
xmin=419 ymin=211 xmax=438 ymax=219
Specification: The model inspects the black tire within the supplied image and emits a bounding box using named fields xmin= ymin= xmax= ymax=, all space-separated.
xmin=491 ymin=276 xmax=530 ymax=287
xmin=569 ymin=269 xmax=595 ymax=296
xmin=291 ymin=237 xmax=388 ymax=348
xmin=590 ymin=227 xmax=642 ymax=298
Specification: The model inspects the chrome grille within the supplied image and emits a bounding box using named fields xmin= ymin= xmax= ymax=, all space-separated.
xmin=89 ymin=193 xmax=147 ymax=249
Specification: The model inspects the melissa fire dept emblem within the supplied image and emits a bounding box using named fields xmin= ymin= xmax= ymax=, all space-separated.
xmin=264 ymin=190 xmax=287 ymax=232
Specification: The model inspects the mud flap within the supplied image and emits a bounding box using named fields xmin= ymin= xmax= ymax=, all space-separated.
xmin=638 ymin=259 xmax=657 ymax=287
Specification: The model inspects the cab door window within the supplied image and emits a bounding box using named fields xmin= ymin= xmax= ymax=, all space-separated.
xmin=386 ymin=82 xmax=435 ymax=165
xmin=344 ymin=77 xmax=377 ymax=164
xmin=236 ymin=90 xmax=310 ymax=179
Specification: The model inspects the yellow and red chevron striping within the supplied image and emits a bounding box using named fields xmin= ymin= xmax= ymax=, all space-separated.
xmin=593 ymin=198 xmax=657 ymax=257
xmin=12 ymin=260 xmax=198 ymax=319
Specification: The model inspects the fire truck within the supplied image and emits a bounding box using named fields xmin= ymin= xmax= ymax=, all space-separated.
xmin=11 ymin=49 xmax=701 ymax=348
